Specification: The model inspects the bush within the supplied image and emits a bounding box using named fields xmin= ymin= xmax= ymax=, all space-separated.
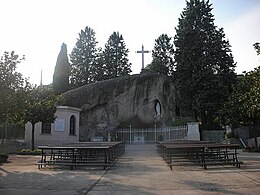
xmin=21 ymin=149 xmax=31 ymax=153
xmin=0 ymin=153 xmax=9 ymax=163
xmin=224 ymin=131 xmax=237 ymax=139
xmin=172 ymin=118 xmax=191 ymax=126
xmin=19 ymin=148 xmax=42 ymax=155
xmin=0 ymin=153 xmax=8 ymax=158
xmin=32 ymin=148 xmax=42 ymax=153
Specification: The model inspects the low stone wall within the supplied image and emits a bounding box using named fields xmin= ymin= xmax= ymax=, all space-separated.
xmin=201 ymin=130 xmax=225 ymax=143
xmin=233 ymin=127 xmax=249 ymax=139
xmin=247 ymin=137 xmax=260 ymax=147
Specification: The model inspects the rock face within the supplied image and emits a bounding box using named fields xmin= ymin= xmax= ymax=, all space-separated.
xmin=61 ymin=74 xmax=177 ymax=140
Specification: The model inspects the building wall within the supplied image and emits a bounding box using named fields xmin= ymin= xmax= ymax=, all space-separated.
xmin=25 ymin=106 xmax=81 ymax=147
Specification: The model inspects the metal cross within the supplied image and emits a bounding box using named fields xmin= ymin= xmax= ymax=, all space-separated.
xmin=136 ymin=45 xmax=150 ymax=70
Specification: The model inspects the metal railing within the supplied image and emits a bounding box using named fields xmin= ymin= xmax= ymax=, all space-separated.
xmin=117 ymin=125 xmax=188 ymax=144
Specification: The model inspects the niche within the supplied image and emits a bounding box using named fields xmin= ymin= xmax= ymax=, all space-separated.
xmin=154 ymin=100 xmax=162 ymax=117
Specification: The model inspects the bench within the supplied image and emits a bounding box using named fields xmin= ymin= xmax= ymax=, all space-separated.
xmin=36 ymin=161 xmax=110 ymax=170
xmin=36 ymin=141 xmax=126 ymax=170
xmin=156 ymin=141 xmax=243 ymax=170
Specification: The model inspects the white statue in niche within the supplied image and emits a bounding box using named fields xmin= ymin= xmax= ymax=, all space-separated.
xmin=155 ymin=101 xmax=161 ymax=116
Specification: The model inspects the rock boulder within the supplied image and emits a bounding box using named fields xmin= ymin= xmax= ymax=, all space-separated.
xmin=61 ymin=74 xmax=177 ymax=140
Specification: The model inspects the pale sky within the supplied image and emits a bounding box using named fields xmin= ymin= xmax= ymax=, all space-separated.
xmin=0 ymin=0 xmax=259 ymax=85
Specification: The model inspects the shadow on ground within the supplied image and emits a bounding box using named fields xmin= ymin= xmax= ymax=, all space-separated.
xmin=0 ymin=145 xmax=260 ymax=195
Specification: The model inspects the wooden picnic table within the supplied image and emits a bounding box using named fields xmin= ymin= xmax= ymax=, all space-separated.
xmin=36 ymin=141 xmax=126 ymax=170
xmin=157 ymin=141 xmax=243 ymax=170
xmin=156 ymin=140 xmax=215 ymax=154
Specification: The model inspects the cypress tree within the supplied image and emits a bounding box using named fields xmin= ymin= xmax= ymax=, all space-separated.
xmin=70 ymin=26 xmax=100 ymax=87
xmin=53 ymin=43 xmax=70 ymax=94
xmin=148 ymin=34 xmax=174 ymax=75
xmin=174 ymin=0 xmax=236 ymax=129
xmin=103 ymin=32 xmax=131 ymax=79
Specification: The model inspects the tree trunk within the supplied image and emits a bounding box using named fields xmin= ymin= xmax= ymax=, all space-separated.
xmin=31 ymin=123 xmax=35 ymax=151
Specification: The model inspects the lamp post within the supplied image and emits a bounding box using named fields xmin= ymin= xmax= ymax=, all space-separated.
xmin=154 ymin=124 xmax=157 ymax=143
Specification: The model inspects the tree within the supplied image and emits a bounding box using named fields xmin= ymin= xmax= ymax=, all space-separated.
xmin=240 ymin=67 xmax=260 ymax=147
xmin=103 ymin=32 xmax=132 ymax=79
xmin=246 ymin=69 xmax=260 ymax=146
xmin=53 ymin=43 xmax=70 ymax=94
xmin=70 ymin=26 xmax=101 ymax=87
xmin=0 ymin=51 xmax=29 ymax=124
xmin=174 ymin=0 xmax=236 ymax=129
xmin=253 ymin=42 xmax=260 ymax=55
xmin=148 ymin=34 xmax=174 ymax=75
xmin=219 ymin=67 xmax=260 ymax=147
xmin=24 ymin=86 xmax=58 ymax=150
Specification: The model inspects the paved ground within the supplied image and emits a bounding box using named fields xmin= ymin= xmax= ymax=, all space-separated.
xmin=0 ymin=144 xmax=260 ymax=195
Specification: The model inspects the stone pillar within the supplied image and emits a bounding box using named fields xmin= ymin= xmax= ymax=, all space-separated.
xmin=187 ymin=122 xmax=200 ymax=140
xmin=108 ymin=133 xmax=111 ymax=142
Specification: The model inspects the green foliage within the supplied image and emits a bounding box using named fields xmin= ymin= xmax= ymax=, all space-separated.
xmin=103 ymin=31 xmax=132 ymax=79
xmin=21 ymin=148 xmax=31 ymax=153
xmin=0 ymin=153 xmax=8 ymax=163
xmin=53 ymin=43 xmax=70 ymax=94
xmin=224 ymin=131 xmax=236 ymax=139
xmin=0 ymin=51 xmax=31 ymax=124
xmin=70 ymin=26 xmax=102 ymax=87
xmin=20 ymin=148 xmax=42 ymax=154
xmin=0 ymin=153 xmax=8 ymax=158
xmin=173 ymin=0 xmax=236 ymax=129
xmin=172 ymin=118 xmax=192 ymax=126
xmin=218 ymin=66 xmax=260 ymax=128
xmin=24 ymin=86 xmax=58 ymax=150
xmin=239 ymin=68 xmax=260 ymax=120
xmin=24 ymin=86 xmax=58 ymax=125
xmin=147 ymin=34 xmax=174 ymax=76
xmin=253 ymin=42 xmax=260 ymax=55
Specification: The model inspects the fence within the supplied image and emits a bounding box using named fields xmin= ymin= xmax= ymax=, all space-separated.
xmin=0 ymin=123 xmax=25 ymax=142
xmin=116 ymin=125 xmax=188 ymax=144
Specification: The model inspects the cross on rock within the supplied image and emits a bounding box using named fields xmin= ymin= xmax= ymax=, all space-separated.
xmin=136 ymin=45 xmax=150 ymax=71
